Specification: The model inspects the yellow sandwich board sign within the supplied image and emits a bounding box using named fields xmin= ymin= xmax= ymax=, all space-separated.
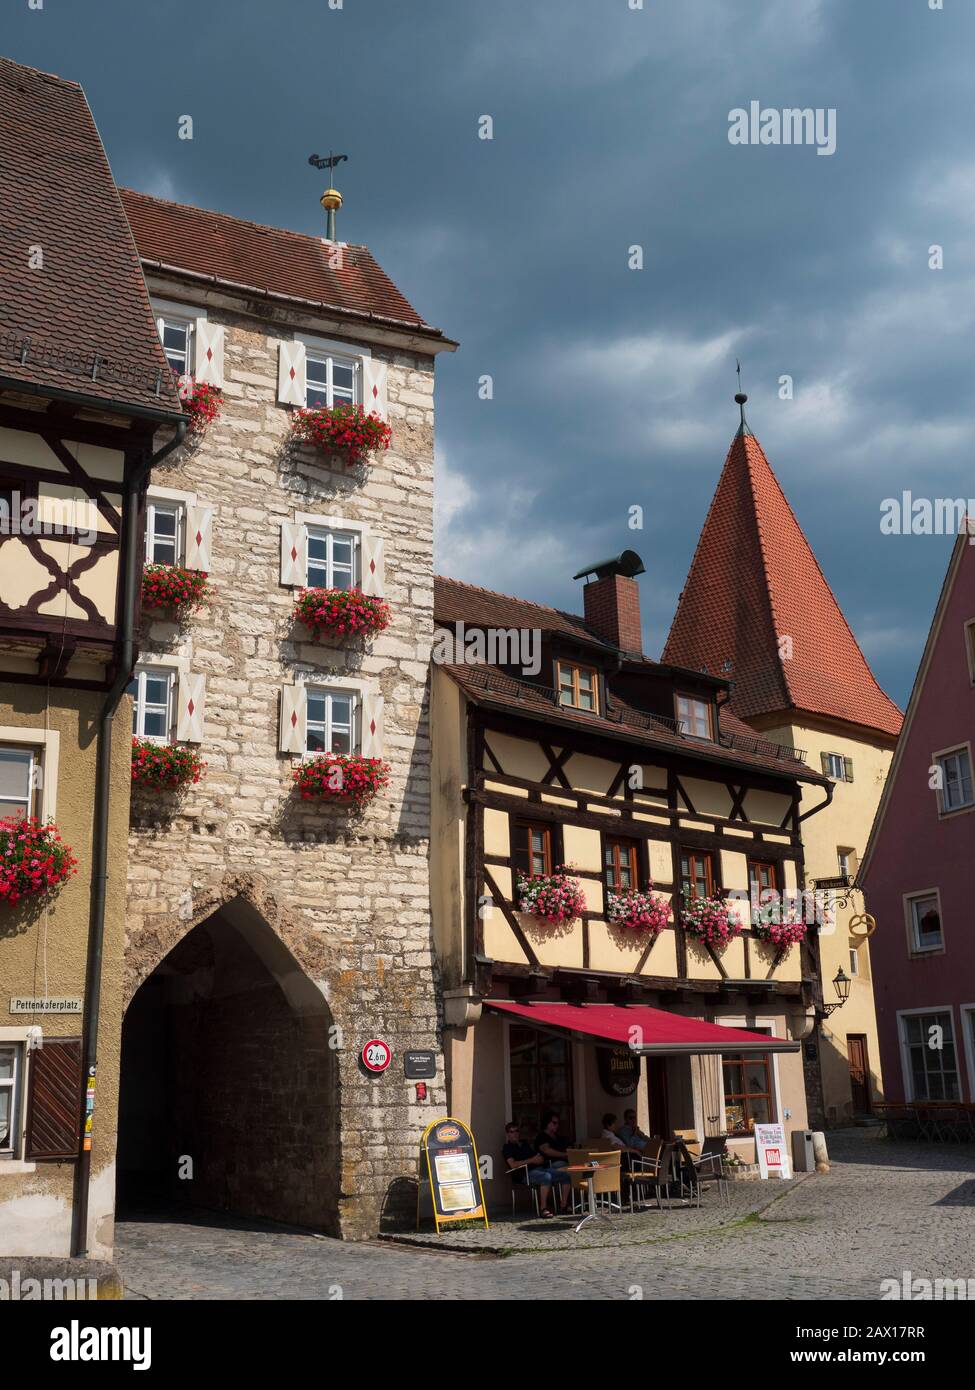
xmin=418 ymin=1117 xmax=489 ymax=1233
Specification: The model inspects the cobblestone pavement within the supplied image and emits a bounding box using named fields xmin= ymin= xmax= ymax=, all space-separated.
xmin=115 ymin=1132 xmax=975 ymax=1300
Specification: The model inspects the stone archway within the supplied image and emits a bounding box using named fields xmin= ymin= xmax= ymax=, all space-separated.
xmin=116 ymin=895 xmax=340 ymax=1233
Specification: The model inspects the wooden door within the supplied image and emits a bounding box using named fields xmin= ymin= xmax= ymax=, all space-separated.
xmin=848 ymin=1034 xmax=871 ymax=1114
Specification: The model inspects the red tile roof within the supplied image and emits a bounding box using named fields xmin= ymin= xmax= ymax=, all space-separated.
xmin=0 ymin=58 xmax=181 ymax=418
xmin=120 ymin=189 xmax=449 ymax=341
xmin=663 ymin=429 xmax=902 ymax=739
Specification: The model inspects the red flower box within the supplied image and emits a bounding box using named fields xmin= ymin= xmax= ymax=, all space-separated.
xmin=293 ymin=754 xmax=390 ymax=808
xmin=289 ymin=403 xmax=391 ymax=466
xmin=0 ymin=816 xmax=77 ymax=905
xmin=142 ymin=564 xmax=209 ymax=616
xmin=293 ymin=587 xmax=390 ymax=640
xmin=178 ymin=376 xmax=221 ymax=435
xmin=131 ymin=738 xmax=206 ymax=790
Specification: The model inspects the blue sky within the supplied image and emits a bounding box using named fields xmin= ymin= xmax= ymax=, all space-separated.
xmin=7 ymin=0 xmax=972 ymax=706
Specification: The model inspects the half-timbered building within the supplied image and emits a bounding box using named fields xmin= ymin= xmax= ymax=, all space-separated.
xmin=431 ymin=557 xmax=832 ymax=1202
xmin=0 ymin=57 xmax=185 ymax=1257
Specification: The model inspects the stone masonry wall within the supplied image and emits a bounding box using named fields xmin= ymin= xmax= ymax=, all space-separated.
xmin=124 ymin=290 xmax=446 ymax=1238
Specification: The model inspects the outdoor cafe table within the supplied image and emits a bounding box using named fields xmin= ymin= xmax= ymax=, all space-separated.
xmin=562 ymin=1163 xmax=612 ymax=1233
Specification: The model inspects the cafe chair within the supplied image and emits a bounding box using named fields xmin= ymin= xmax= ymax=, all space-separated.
xmin=589 ymin=1149 xmax=623 ymax=1212
xmin=505 ymin=1162 xmax=541 ymax=1217
xmin=624 ymin=1141 xmax=675 ymax=1212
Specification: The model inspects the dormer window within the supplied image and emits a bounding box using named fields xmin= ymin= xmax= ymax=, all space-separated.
xmin=676 ymin=693 xmax=712 ymax=740
xmin=557 ymin=661 xmax=599 ymax=714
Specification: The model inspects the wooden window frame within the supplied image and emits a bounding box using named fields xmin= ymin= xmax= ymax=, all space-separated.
xmin=0 ymin=1040 xmax=24 ymax=1158
xmin=603 ymin=835 xmax=641 ymax=892
xmin=507 ymin=1022 xmax=576 ymax=1143
xmin=304 ymin=350 xmax=360 ymax=410
xmin=934 ymin=745 xmax=974 ymax=814
xmin=156 ymin=314 xmax=193 ymax=377
xmin=556 ymin=660 xmax=600 ymax=715
xmin=901 ymin=1010 xmax=960 ymax=1102
xmin=0 ymin=743 xmax=38 ymax=820
xmin=680 ymin=849 xmax=715 ymax=899
xmin=306 ymin=526 xmax=358 ymax=590
xmin=511 ymin=818 xmax=554 ymax=879
xmin=675 ymin=692 xmax=713 ymax=740
xmin=145 ymin=499 xmax=184 ymax=567
xmin=305 ymin=687 xmax=358 ymax=757
xmin=722 ymin=1047 xmax=776 ymax=1136
xmin=905 ymin=889 xmax=944 ymax=955
xmin=965 ymin=619 xmax=975 ymax=685
xmin=129 ymin=666 xmax=176 ymax=745
xmin=748 ymin=859 xmax=778 ymax=894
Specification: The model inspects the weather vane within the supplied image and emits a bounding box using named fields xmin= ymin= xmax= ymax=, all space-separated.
xmin=734 ymin=359 xmax=748 ymax=430
xmin=308 ymin=152 xmax=348 ymax=240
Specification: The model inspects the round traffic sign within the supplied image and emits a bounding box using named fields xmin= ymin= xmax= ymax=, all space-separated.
xmin=361 ymin=1038 xmax=392 ymax=1073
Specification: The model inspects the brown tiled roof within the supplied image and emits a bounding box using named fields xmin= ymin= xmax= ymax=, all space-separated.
xmin=434 ymin=575 xmax=615 ymax=650
xmin=0 ymin=58 xmax=181 ymax=418
xmin=663 ymin=430 xmax=903 ymax=740
xmin=120 ymin=189 xmax=448 ymax=341
xmin=435 ymin=574 xmax=819 ymax=782
xmin=442 ymin=663 xmax=816 ymax=782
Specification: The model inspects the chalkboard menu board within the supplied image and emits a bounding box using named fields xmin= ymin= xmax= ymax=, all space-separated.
xmin=419 ymin=1117 xmax=489 ymax=1233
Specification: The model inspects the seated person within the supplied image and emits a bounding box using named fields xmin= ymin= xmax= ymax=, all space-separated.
xmin=503 ymin=1120 xmax=570 ymax=1217
xmin=534 ymin=1110 xmax=571 ymax=1169
xmin=599 ymin=1112 xmax=643 ymax=1168
xmin=618 ymin=1108 xmax=652 ymax=1150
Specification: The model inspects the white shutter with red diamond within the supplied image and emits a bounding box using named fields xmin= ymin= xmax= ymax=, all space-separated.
xmin=277 ymin=339 xmax=306 ymax=406
xmin=194 ymin=319 xmax=225 ymax=388
xmin=176 ymin=671 xmax=206 ymax=744
xmin=280 ymin=520 xmax=307 ymax=586
xmin=361 ymin=358 xmax=388 ymax=420
xmin=184 ymin=504 xmax=213 ymax=571
xmin=360 ymin=534 xmax=385 ymax=596
xmin=280 ymin=684 xmax=307 ymax=754
xmin=360 ymin=691 xmax=384 ymax=758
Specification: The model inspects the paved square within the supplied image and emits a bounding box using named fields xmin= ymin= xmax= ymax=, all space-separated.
xmin=115 ymin=1132 xmax=975 ymax=1300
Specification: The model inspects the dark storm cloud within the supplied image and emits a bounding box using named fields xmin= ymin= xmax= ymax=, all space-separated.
xmin=6 ymin=0 xmax=971 ymax=703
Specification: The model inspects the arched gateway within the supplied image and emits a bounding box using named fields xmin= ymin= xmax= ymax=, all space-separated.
xmin=116 ymin=896 xmax=340 ymax=1233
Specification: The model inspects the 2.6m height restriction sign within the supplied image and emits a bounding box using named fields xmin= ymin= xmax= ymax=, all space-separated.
xmin=361 ymin=1038 xmax=392 ymax=1073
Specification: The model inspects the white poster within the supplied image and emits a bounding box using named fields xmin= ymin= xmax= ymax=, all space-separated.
xmin=754 ymin=1122 xmax=791 ymax=1179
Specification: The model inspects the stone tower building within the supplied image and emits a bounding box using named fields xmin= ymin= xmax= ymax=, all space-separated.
xmin=116 ymin=190 xmax=456 ymax=1238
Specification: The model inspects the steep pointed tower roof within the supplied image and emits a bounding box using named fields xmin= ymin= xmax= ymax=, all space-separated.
xmin=663 ymin=411 xmax=902 ymax=739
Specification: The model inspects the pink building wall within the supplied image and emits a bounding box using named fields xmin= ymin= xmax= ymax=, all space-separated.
xmin=861 ymin=536 xmax=975 ymax=1103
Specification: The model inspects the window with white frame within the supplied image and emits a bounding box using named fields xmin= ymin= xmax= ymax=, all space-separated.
xmin=128 ymin=668 xmax=175 ymax=743
xmin=306 ymin=687 xmax=357 ymax=755
xmin=935 ymin=747 xmax=974 ymax=813
xmin=849 ymin=946 xmax=860 ymax=977
xmin=965 ymin=620 xmax=975 ymax=684
xmin=0 ymin=745 xmax=35 ymax=819
xmin=305 ymin=351 xmax=358 ymax=410
xmin=306 ymin=527 xmax=357 ymax=590
xmin=907 ymin=892 xmax=943 ymax=953
xmin=823 ymin=752 xmax=853 ymax=781
xmin=837 ymin=847 xmax=856 ymax=880
xmin=156 ymin=315 xmax=193 ymax=377
xmin=903 ymin=1011 xmax=960 ymax=1101
xmin=145 ymin=500 xmax=183 ymax=566
xmin=0 ymin=1043 xmax=24 ymax=1158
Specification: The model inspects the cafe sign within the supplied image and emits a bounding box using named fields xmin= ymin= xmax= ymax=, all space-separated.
xmin=754 ymin=1122 xmax=791 ymax=1180
xmin=596 ymin=1045 xmax=640 ymax=1097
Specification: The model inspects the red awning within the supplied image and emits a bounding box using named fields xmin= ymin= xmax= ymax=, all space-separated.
xmin=486 ymin=1001 xmax=798 ymax=1055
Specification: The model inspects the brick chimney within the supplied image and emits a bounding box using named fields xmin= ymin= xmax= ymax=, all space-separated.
xmin=582 ymin=572 xmax=644 ymax=654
